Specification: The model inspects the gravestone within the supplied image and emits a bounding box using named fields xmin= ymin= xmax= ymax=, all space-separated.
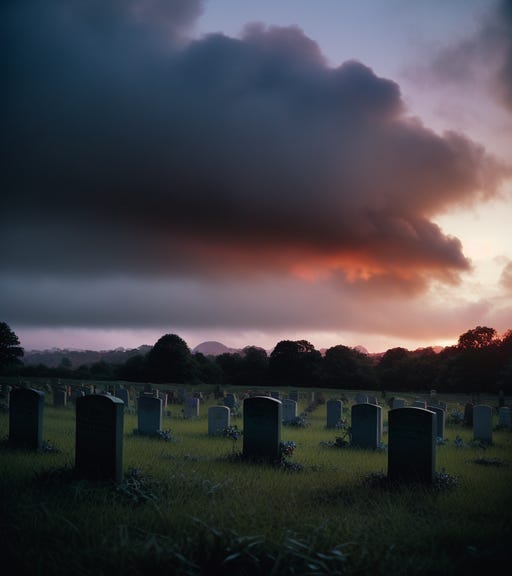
xmin=224 ymin=393 xmax=237 ymax=411
xmin=9 ymin=387 xmax=45 ymax=450
xmin=413 ymin=399 xmax=426 ymax=409
xmin=208 ymin=406 xmax=230 ymax=436
xmin=184 ymin=396 xmax=200 ymax=419
xmin=75 ymin=394 xmax=124 ymax=483
xmin=137 ymin=395 xmax=162 ymax=435
xmin=388 ymin=407 xmax=436 ymax=484
xmin=473 ymin=404 xmax=493 ymax=444
xmin=0 ymin=384 xmax=12 ymax=409
xmin=53 ymin=387 xmax=67 ymax=408
xmin=282 ymin=399 xmax=298 ymax=423
xmin=243 ymin=396 xmax=281 ymax=462
xmin=351 ymin=403 xmax=382 ymax=449
xmin=289 ymin=390 xmax=299 ymax=402
xmin=498 ymin=407 xmax=511 ymax=428
xmin=270 ymin=391 xmax=281 ymax=400
xmin=326 ymin=399 xmax=343 ymax=429
xmin=356 ymin=393 xmax=368 ymax=404
xmin=463 ymin=403 xmax=474 ymax=426
xmin=392 ymin=398 xmax=406 ymax=409
xmin=116 ymin=388 xmax=130 ymax=408
xmin=428 ymin=406 xmax=446 ymax=439
xmin=367 ymin=395 xmax=378 ymax=405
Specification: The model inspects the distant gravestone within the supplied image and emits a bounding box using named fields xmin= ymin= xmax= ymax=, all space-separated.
xmin=270 ymin=391 xmax=281 ymax=400
xmin=463 ymin=403 xmax=474 ymax=426
xmin=116 ymin=388 xmax=130 ymax=408
xmin=428 ymin=406 xmax=446 ymax=439
xmin=326 ymin=399 xmax=343 ymax=429
xmin=498 ymin=407 xmax=511 ymax=428
xmin=392 ymin=398 xmax=406 ymax=409
xmin=9 ymin=387 xmax=45 ymax=450
xmin=356 ymin=393 xmax=368 ymax=404
xmin=388 ymin=407 xmax=436 ymax=484
xmin=413 ymin=400 xmax=426 ymax=409
xmin=53 ymin=387 xmax=67 ymax=408
xmin=282 ymin=399 xmax=298 ymax=423
xmin=289 ymin=390 xmax=299 ymax=402
xmin=473 ymin=404 xmax=493 ymax=444
xmin=75 ymin=394 xmax=124 ymax=483
xmin=184 ymin=396 xmax=200 ymax=419
xmin=351 ymin=403 xmax=382 ymax=449
xmin=208 ymin=406 xmax=230 ymax=436
xmin=224 ymin=393 xmax=237 ymax=411
xmin=367 ymin=395 xmax=378 ymax=405
xmin=243 ymin=396 xmax=281 ymax=462
xmin=137 ymin=395 xmax=162 ymax=435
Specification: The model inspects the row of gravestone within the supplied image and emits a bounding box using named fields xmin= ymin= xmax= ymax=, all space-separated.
xmin=6 ymin=388 xmax=508 ymax=485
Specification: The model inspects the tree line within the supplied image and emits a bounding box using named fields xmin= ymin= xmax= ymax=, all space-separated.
xmin=1 ymin=322 xmax=511 ymax=394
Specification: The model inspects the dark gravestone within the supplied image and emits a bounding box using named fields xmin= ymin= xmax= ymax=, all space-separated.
xmin=326 ymin=399 xmax=343 ymax=429
xmin=75 ymin=394 xmax=124 ymax=483
xmin=9 ymin=387 xmax=45 ymax=450
xmin=243 ymin=396 xmax=281 ymax=462
xmin=208 ymin=405 xmax=230 ymax=436
xmin=463 ymin=403 xmax=474 ymax=426
xmin=116 ymin=388 xmax=130 ymax=408
xmin=351 ymin=403 xmax=382 ymax=449
xmin=388 ymin=407 xmax=436 ymax=484
xmin=137 ymin=396 xmax=162 ymax=435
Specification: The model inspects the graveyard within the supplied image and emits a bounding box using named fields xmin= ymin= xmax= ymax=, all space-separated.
xmin=0 ymin=380 xmax=511 ymax=575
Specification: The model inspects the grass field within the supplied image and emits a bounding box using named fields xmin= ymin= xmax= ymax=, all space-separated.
xmin=1 ymin=381 xmax=511 ymax=575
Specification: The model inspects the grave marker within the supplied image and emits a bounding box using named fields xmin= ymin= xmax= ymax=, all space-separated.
xmin=243 ymin=396 xmax=281 ymax=462
xmin=351 ymin=403 xmax=382 ymax=449
xmin=282 ymin=399 xmax=298 ymax=423
xmin=75 ymin=394 xmax=124 ymax=483
xmin=208 ymin=406 xmax=230 ymax=436
xmin=9 ymin=387 xmax=45 ymax=450
xmin=388 ymin=407 xmax=436 ymax=484
xmin=473 ymin=404 xmax=493 ymax=444
xmin=326 ymin=399 xmax=343 ymax=429
xmin=137 ymin=395 xmax=162 ymax=435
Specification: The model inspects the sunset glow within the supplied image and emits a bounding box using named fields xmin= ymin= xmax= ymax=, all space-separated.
xmin=1 ymin=0 xmax=511 ymax=354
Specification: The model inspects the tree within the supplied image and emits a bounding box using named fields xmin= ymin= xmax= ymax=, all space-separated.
xmin=321 ymin=345 xmax=377 ymax=389
xmin=0 ymin=321 xmax=24 ymax=373
xmin=457 ymin=326 xmax=498 ymax=350
xmin=269 ymin=340 xmax=322 ymax=387
xmin=146 ymin=334 xmax=196 ymax=383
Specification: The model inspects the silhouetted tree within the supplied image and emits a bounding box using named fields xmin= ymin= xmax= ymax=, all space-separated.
xmin=0 ymin=321 xmax=24 ymax=373
xmin=269 ymin=340 xmax=322 ymax=387
xmin=321 ymin=344 xmax=377 ymax=389
xmin=377 ymin=347 xmax=411 ymax=391
xmin=146 ymin=334 xmax=196 ymax=383
xmin=193 ymin=352 xmax=223 ymax=385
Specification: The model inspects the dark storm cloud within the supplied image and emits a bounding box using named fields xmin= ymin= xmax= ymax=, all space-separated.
xmin=1 ymin=0 xmax=509 ymax=297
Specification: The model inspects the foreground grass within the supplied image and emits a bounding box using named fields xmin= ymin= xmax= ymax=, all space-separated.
xmin=0 ymin=384 xmax=511 ymax=575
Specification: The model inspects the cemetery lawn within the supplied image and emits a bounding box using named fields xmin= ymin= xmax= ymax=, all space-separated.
xmin=1 ymin=382 xmax=511 ymax=575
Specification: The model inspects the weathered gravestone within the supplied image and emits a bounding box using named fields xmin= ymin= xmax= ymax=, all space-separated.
xmin=388 ymin=407 xmax=436 ymax=484
xmin=224 ymin=393 xmax=237 ymax=412
xmin=243 ymin=396 xmax=281 ymax=462
xmin=208 ymin=406 xmax=230 ymax=436
xmin=351 ymin=403 xmax=382 ymax=449
xmin=282 ymin=399 xmax=298 ymax=423
xmin=473 ymin=404 xmax=493 ymax=444
xmin=137 ymin=395 xmax=162 ymax=435
xmin=9 ymin=387 xmax=45 ymax=450
xmin=326 ymin=399 xmax=343 ymax=429
xmin=75 ymin=394 xmax=124 ymax=483
xmin=184 ymin=396 xmax=200 ymax=419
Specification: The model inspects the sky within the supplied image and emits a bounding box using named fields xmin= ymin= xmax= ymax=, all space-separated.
xmin=1 ymin=0 xmax=512 ymax=354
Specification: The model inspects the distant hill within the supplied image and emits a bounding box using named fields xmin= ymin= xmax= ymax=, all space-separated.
xmin=192 ymin=341 xmax=241 ymax=356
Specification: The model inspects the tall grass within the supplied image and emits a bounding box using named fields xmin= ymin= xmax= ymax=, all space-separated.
xmin=0 ymin=382 xmax=511 ymax=575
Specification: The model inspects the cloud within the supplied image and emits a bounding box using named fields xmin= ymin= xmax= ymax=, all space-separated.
xmin=0 ymin=0 xmax=510 ymax=340
xmin=427 ymin=0 xmax=512 ymax=114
